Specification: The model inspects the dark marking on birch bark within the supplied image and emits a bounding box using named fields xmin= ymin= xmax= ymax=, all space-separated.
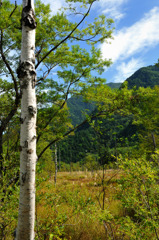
xmin=31 ymin=135 xmax=36 ymax=141
xmin=20 ymin=117 xmax=24 ymax=124
xmin=31 ymin=57 xmax=35 ymax=64
xmin=21 ymin=172 xmax=27 ymax=184
xmin=22 ymin=0 xmax=37 ymax=29
xmin=21 ymin=79 xmax=29 ymax=89
xmin=17 ymin=61 xmax=36 ymax=89
xmin=27 ymin=149 xmax=33 ymax=154
xmin=19 ymin=146 xmax=22 ymax=151
xmin=32 ymin=76 xmax=36 ymax=88
xmin=17 ymin=61 xmax=36 ymax=78
xmin=24 ymin=140 xmax=29 ymax=148
xmin=20 ymin=116 xmax=26 ymax=124
xmin=28 ymin=106 xmax=36 ymax=116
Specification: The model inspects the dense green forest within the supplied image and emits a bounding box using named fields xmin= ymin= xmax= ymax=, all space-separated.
xmin=59 ymin=65 xmax=159 ymax=165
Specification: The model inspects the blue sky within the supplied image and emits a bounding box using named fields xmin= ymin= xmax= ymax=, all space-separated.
xmin=43 ymin=0 xmax=159 ymax=83
xmin=98 ymin=0 xmax=159 ymax=83
xmin=15 ymin=0 xmax=159 ymax=83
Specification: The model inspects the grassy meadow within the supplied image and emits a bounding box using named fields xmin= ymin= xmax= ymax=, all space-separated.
xmin=35 ymin=169 xmax=122 ymax=240
xmin=1 ymin=158 xmax=159 ymax=240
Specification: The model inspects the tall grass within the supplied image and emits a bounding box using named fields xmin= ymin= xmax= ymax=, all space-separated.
xmin=35 ymin=170 xmax=122 ymax=240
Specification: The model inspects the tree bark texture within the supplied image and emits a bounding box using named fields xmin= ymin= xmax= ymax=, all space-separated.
xmin=16 ymin=0 xmax=37 ymax=239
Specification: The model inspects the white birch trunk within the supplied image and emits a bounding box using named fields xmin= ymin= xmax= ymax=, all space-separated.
xmin=16 ymin=0 xmax=37 ymax=239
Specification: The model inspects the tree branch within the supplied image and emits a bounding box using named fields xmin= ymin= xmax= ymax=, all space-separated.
xmin=37 ymin=110 xmax=105 ymax=160
xmin=37 ymin=93 xmax=127 ymax=160
xmin=35 ymin=2 xmax=94 ymax=69
xmin=9 ymin=1 xmax=17 ymax=18
xmin=0 ymin=30 xmax=21 ymax=136
xmin=36 ymin=67 xmax=92 ymax=143
xmin=0 ymin=95 xmax=21 ymax=135
xmin=0 ymin=29 xmax=19 ymax=97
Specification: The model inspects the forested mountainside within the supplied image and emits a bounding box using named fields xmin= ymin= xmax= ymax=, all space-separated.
xmin=60 ymin=65 xmax=159 ymax=164
xmin=67 ymin=96 xmax=95 ymax=126
xmin=124 ymin=65 xmax=159 ymax=89
xmin=68 ymin=65 xmax=159 ymax=127
xmin=67 ymin=82 xmax=121 ymax=126
xmin=107 ymin=82 xmax=122 ymax=89
xmin=59 ymin=114 xmax=138 ymax=163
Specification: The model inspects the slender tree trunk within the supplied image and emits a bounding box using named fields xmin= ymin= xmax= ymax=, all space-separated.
xmin=58 ymin=142 xmax=61 ymax=172
xmin=54 ymin=143 xmax=58 ymax=185
xmin=0 ymin=133 xmax=3 ymax=176
xmin=58 ymin=143 xmax=61 ymax=171
xmin=16 ymin=0 xmax=37 ymax=239
xmin=151 ymin=132 xmax=156 ymax=151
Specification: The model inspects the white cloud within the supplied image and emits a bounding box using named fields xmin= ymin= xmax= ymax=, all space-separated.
xmin=101 ymin=7 xmax=159 ymax=63
xmin=97 ymin=0 xmax=128 ymax=20
xmin=42 ymin=0 xmax=128 ymax=19
xmin=41 ymin=0 xmax=66 ymax=15
xmin=114 ymin=58 xmax=144 ymax=82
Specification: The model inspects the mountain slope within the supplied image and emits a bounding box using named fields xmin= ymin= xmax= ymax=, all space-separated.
xmin=67 ymin=96 xmax=95 ymax=126
xmin=124 ymin=65 xmax=159 ymax=89
xmin=107 ymin=82 xmax=122 ymax=89
xmin=61 ymin=65 xmax=159 ymax=164
xmin=67 ymin=83 xmax=121 ymax=126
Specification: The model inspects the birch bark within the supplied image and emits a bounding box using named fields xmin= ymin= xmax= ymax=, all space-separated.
xmin=16 ymin=0 xmax=37 ymax=239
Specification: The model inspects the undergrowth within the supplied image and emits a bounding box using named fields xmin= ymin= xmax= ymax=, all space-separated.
xmin=1 ymin=153 xmax=159 ymax=239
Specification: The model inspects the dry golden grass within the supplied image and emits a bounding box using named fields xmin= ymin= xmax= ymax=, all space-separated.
xmin=36 ymin=169 xmax=122 ymax=240
xmin=2 ymin=168 xmax=158 ymax=239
